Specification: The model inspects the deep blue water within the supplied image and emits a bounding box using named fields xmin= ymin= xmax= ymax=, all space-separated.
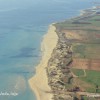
xmin=0 ymin=0 xmax=95 ymax=100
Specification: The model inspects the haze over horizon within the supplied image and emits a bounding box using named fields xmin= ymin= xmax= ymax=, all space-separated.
xmin=0 ymin=0 xmax=95 ymax=10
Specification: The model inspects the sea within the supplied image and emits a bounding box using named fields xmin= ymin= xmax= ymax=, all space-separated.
xmin=0 ymin=0 xmax=95 ymax=100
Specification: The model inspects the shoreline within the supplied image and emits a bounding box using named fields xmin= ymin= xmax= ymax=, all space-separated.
xmin=28 ymin=6 xmax=100 ymax=100
xmin=28 ymin=24 xmax=58 ymax=100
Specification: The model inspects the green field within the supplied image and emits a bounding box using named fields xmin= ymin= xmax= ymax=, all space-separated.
xmin=72 ymin=69 xmax=100 ymax=93
xmin=87 ymin=16 xmax=100 ymax=27
xmin=72 ymin=43 xmax=100 ymax=59
xmin=55 ymin=15 xmax=100 ymax=30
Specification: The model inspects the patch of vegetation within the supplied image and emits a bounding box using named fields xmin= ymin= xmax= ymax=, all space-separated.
xmin=72 ymin=69 xmax=100 ymax=93
xmin=65 ymin=84 xmax=74 ymax=89
xmin=72 ymin=44 xmax=86 ymax=58
xmin=55 ymin=15 xmax=100 ymax=31
xmin=87 ymin=15 xmax=100 ymax=27
xmin=82 ymin=96 xmax=96 ymax=100
xmin=82 ymin=96 xmax=88 ymax=100
xmin=72 ymin=69 xmax=85 ymax=76
xmin=72 ymin=44 xmax=100 ymax=59
xmin=82 ymin=70 xmax=100 ymax=85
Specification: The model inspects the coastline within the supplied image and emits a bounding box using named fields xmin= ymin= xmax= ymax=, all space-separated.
xmin=28 ymin=24 xmax=58 ymax=100
xmin=28 ymin=6 xmax=100 ymax=100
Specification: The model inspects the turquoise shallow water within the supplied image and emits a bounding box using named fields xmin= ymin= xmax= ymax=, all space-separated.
xmin=0 ymin=0 xmax=94 ymax=100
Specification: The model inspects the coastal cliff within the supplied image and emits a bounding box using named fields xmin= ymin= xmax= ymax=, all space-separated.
xmin=29 ymin=24 xmax=73 ymax=100
xmin=46 ymin=28 xmax=73 ymax=100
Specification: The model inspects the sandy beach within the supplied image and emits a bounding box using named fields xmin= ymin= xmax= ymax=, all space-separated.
xmin=28 ymin=24 xmax=58 ymax=100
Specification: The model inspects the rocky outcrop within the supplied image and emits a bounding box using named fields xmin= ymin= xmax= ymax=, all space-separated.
xmin=46 ymin=31 xmax=74 ymax=100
